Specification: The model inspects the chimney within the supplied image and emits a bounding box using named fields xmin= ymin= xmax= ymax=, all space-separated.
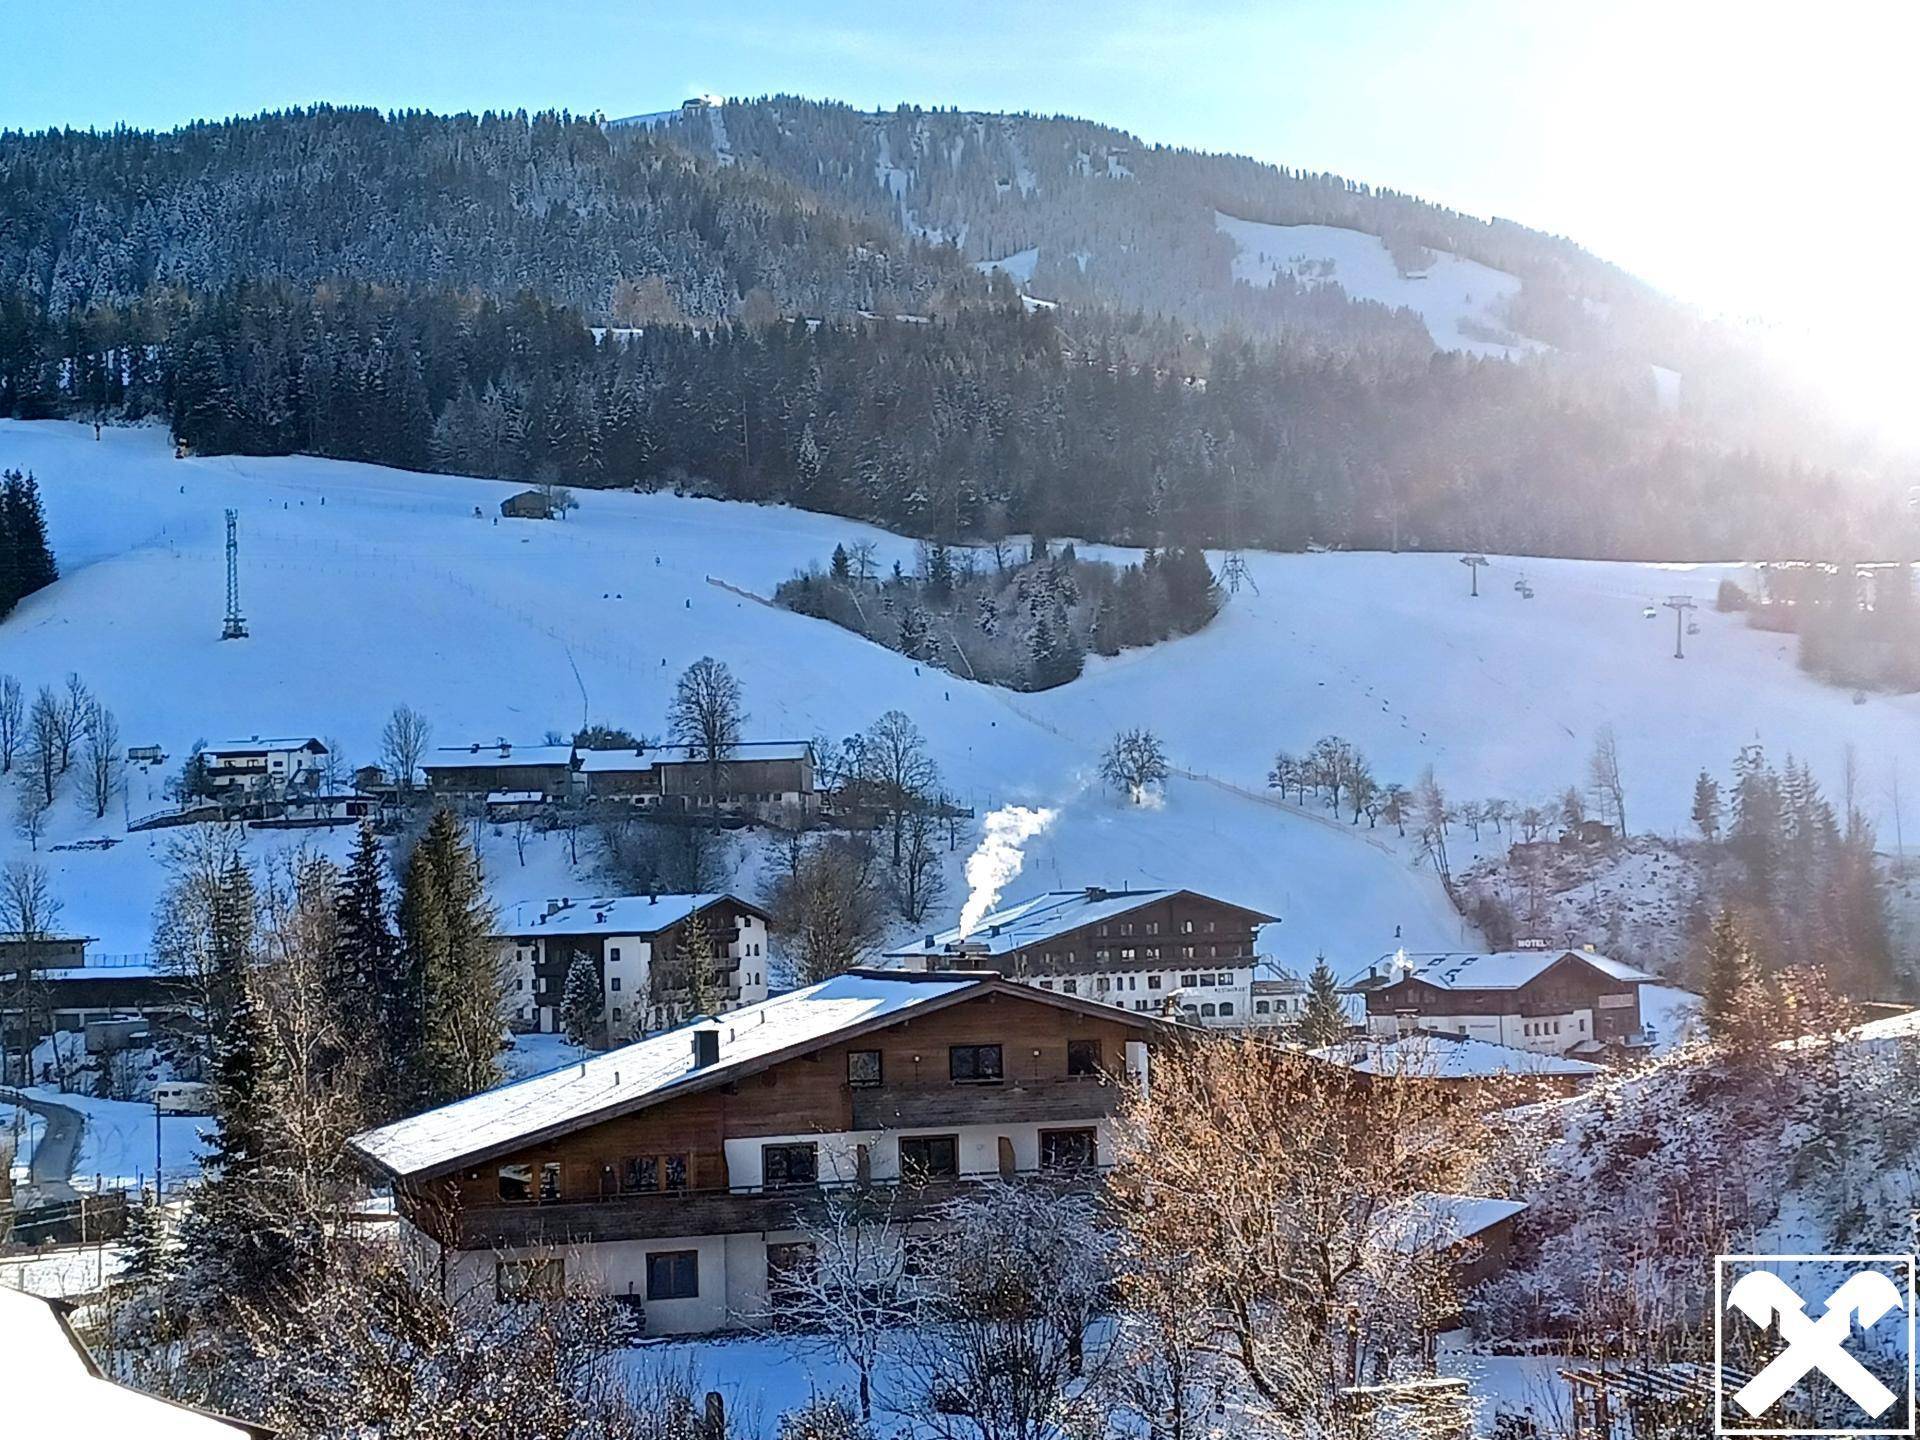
xmin=1085 ymin=886 xmax=1109 ymax=902
xmin=691 ymin=1028 xmax=720 ymax=1068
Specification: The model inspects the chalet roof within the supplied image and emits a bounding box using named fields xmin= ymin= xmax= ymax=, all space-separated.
xmin=886 ymin=887 xmax=1278 ymax=960
xmin=0 ymin=1287 xmax=270 ymax=1437
xmin=348 ymin=969 xmax=1160 ymax=1181
xmin=1311 ymin=1033 xmax=1606 ymax=1080
xmin=575 ymin=740 xmax=814 ymax=772
xmin=422 ymin=744 xmax=576 ymax=771
xmin=1374 ymin=949 xmax=1653 ymax=993
xmin=205 ymin=735 xmax=325 ymax=755
xmin=496 ymin=892 xmax=770 ymax=938
xmin=1385 ymin=1192 xmax=1529 ymax=1251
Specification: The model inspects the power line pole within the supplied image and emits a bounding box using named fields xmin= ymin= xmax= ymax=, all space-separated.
xmin=221 ymin=509 xmax=248 ymax=640
xmin=1460 ymin=554 xmax=1488 ymax=597
xmin=1662 ymin=594 xmax=1696 ymax=659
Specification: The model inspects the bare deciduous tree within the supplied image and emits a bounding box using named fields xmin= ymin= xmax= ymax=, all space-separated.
xmin=83 ymin=704 xmax=123 ymax=818
xmin=53 ymin=672 xmax=91 ymax=774
xmin=1100 ymin=727 xmax=1170 ymax=804
xmin=668 ymin=657 xmax=746 ymax=810
xmin=766 ymin=833 xmax=887 ymax=984
xmin=23 ymin=685 xmax=60 ymax=804
xmin=1111 ymin=1035 xmax=1497 ymax=1433
xmin=891 ymin=803 xmax=947 ymax=926
xmin=858 ymin=710 xmax=937 ymax=865
xmin=0 ymin=861 xmax=61 ymax=1084
xmin=1587 ymin=724 xmax=1627 ymax=836
xmin=381 ymin=704 xmax=432 ymax=793
xmin=0 ymin=675 xmax=22 ymax=773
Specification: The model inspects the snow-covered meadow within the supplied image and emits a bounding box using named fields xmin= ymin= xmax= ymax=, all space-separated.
xmin=0 ymin=420 xmax=1910 ymax=973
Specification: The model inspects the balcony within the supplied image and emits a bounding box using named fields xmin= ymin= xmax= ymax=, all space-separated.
xmin=850 ymin=1074 xmax=1130 ymax=1130
xmin=448 ymin=1168 xmax=1110 ymax=1249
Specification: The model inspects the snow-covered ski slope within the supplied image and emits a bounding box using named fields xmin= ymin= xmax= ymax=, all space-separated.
xmin=0 ymin=423 xmax=1909 ymax=963
xmin=1214 ymin=211 xmax=1544 ymax=360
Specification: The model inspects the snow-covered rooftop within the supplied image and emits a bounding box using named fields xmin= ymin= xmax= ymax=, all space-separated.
xmin=575 ymin=740 xmax=813 ymax=772
xmin=205 ymin=735 xmax=324 ymax=754
xmin=424 ymin=744 xmax=575 ymax=770
xmin=496 ymin=892 xmax=765 ymax=938
xmin=1385 ymin=1192 xmax=1529 ymax=1250
xmin=349 ymin=971 xmax=994 ymax=1178
xmin=887 ymin=887 xmax=1274 ymax=960
xmin=0 ymin=1286 xmax=262 ymax=1436
xmin=1377 ymin=949 xmax=1653 ymax=992
xmin=1312 ymin=1033 xmax=1606 ymax=1080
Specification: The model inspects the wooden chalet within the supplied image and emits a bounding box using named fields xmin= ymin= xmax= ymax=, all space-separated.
xmin=349 ymin=970 xmax=1162 ymax=1335
xmin=1359 ymin=947 xmax=1653 ymax=1057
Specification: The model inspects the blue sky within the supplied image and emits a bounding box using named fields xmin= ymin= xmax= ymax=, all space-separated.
xmin=5 ymin=0 xmax=1916 ymax=420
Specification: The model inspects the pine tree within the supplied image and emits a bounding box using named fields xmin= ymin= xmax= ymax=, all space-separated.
xmin=1691 ymin=770 xmax=1722 ymax=842
xmin=681 ymin=915 xmax=719 ymax=1020
xmin=333 ymin=822 xmax=404 ymax=1112
xmin=207 ymin=855 xmax=256 ymax=1045
xmin=0 ymin=469 xmax=57 ymax=620
xmin=830 ymin=543 xmax=852 ymax=584
xmin=400 ymin=809 xmax=505 ymax=1105
xmin=1702 ymin=907 xmax=1762 ymax=1041
xmin=1297 ymin=956 xmax=1348 ymax=1048
xmin=119 ymin=1188 xmax=177 ymax=1287
xmin=561 ymin=953 xmax=603 ymax=1046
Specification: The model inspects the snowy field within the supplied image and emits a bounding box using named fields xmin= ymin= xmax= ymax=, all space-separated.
xmin=0 ymin=421 xmax=1911 ymax=976
xmin=1214 ymin=212 xmax=1545 ymax=360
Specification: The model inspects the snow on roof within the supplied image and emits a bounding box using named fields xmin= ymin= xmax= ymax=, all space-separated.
xmin=0 ymin=1287 xmax=263 ymax=1436
xmin=496 ymin=893 xmax=765 ymax=937
xmin=886 ymin=887 xmax=1275 ymax=959
xmin=485 ymin=790 xmax=544 ymax=804
xmin=423 ymin=744 xmax=575 ymax=770
xmin=349 ymin=971 xmax=987 ymax=1178
xmin=205 ymin=735 xmax=324 ymax=754
xmin=1381 ymin=1192 xmax=1529 ymax=1252
xmin=575 ymin=740 xmax=814 ymax=772
xmin=1383 ymin=949 xmax=1653 ymax=992
xmin=1312 ymin=1033 xmax=1606 ymax=1079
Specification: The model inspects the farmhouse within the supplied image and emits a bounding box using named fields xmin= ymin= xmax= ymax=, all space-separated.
xmin=1359 ymin=947 xmax=1652 ymax=1056
xmin=422 ymin=743 xmax=578 ymax=800
xmin=348 ymin=969 xmax=1158 ymax=1335
xmin=201 ymin=736 xmax=329 ymax=795
xmin=886 ymin=886 xmax=1274 ymax=1027
xmin=500 ymin=894 xmax=772 ymax=1043
xmin=577 ymin=740 xmax=817 ymax=824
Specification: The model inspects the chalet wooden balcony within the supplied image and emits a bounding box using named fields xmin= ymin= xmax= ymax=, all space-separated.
xmin=451 ymin=1169 xmax=1109 ymax=1249
xmin=850 ymin=1074 xmax=1130 ymax=1130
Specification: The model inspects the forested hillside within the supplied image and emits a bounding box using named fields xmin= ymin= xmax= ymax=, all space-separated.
xmin=0 ymin=103 xmax=1898 ymax=560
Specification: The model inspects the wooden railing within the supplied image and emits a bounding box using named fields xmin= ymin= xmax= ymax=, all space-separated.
xmin=850 ymin=1074 xmax=1129 ymax=1130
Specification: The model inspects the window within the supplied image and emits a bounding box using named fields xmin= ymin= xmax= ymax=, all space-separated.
xmin=1256 ymin=1000 xmax=1270 ymax=1015
xmin=622 ymin=1153 xmax=689 ymax=1193
xmin=538 ymin=1162 xmax=561 ymax=1202
xmin=1095 ymin=976 xmax=1110 ymax=993
xmin=646 ymin=1250 xmax=699 ymax=1301
xmin=1180 ymin=920 xmax=1195 ymax=934
xmin=1119 ymin=922 xmax=1133 ymax=936
xmin=949 ymin=1044 xmax=1004 ymax=1083
xmin=612 ymin=1007 xmax=624 ymax=1021
xmin=1040 ymin=1129 xmax=1098 ymax=1170
xmin=1181 ymin=973 xmax=1198 ymax=988
xmin=1063 ymin=978 xmax=1077 ymax=995
xmin=1145 ymin=946 xmax=1160 ymax=960
xmin=496 ymin=1257 xmax=564 ymax=1301
xmin=1219 ymin=1002 xmax=1235 ymax=1018
xmin=763 ymin=1142 xmax=819 ymax=1188
xmin=610 ymin=947 xmax=621 ymax=962
xmin=1119 ymin=947 xmax=1135 ymax=960
xmin=1067 ymin=1039 xmax=1102 ymax=1077
xmin=1145 ymin=921 xmax=1159 ymax=935
xmin=899 ymin=1134 xmax=959 ymax=1181
xmin=610 ymin=976 xmax=621 ymax=991
xmin=847 ymin=1050 xmax=882 ymax=1088
xmin=497 ymin=1163 xmax=532 ymax=1202
xmin=767 ymin=1241 xmax=815 ymax=1312
xmin=1147 ymin=974 xmax=1162 ymax=991
xmin=1038 ymin=979 xmax=1054 ymax=990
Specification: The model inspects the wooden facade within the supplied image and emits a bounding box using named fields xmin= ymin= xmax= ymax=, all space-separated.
xmin=931 ymin=891 xmax=1270 ymax=978
xmin=1365 ymin=953 xmax=1644 ymax=1048
xmin=392 ymin=987 xmax=1145 ymax=1250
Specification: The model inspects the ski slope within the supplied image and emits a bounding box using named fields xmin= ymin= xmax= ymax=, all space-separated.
xmin=1214 ymin=211 xmax=1544 ymax=360
xmin=0 ymin=422 xmax=1909 ymax=972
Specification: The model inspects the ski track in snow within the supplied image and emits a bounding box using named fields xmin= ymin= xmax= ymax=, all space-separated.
xmin=2 ymin=422 xmax=1912 ymax=972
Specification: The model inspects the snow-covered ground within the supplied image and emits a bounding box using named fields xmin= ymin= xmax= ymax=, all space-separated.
xmin=16 ymin=1087 xmax=209 ymax=1193
xmin=0 ymin=421 xmax=1912 ymax=977
xmin=1214 ymin=212 xmax=1545 ymax=360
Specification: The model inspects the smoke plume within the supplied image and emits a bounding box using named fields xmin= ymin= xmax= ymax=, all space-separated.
xmin=957 ymin=804 xmax=1057 ymax=937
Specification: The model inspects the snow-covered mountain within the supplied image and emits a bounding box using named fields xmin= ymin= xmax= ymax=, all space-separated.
xmin=3 ymin=421 xmax=1910 ymax=970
